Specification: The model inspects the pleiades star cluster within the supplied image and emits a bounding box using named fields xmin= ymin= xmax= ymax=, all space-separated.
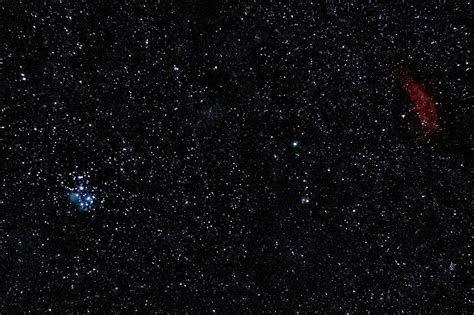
xmin=3 ymin=1 xmax=472 ymax=313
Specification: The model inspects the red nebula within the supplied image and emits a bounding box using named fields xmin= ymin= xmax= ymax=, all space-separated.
xmin=400 ymin=70 xmax=440 ymax=136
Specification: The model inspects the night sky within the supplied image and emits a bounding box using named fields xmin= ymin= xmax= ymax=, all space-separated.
xmin=3 ymin=1 xmax=473 ymax=313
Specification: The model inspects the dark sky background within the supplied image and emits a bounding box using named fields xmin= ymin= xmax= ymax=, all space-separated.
xmin=3 ymin=1 xmax=473 ymax=313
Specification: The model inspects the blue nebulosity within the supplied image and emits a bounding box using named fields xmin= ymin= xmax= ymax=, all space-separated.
xmin=69 ymin=186 xmax=96 ymax=211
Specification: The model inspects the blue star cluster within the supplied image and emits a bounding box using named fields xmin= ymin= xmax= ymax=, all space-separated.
xmin=68 ymin=186 xmax=96 ymax=211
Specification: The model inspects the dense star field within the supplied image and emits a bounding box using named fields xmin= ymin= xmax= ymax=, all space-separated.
xmin=3 ymin=1 xmax=472 ymax=313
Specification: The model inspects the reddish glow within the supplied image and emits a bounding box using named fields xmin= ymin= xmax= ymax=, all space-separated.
xmin=400 ymin=70 xmax=440 ymax=135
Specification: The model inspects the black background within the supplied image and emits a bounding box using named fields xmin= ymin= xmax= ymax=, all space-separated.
xmin=3 ymin=1 xmax=472 ymax=313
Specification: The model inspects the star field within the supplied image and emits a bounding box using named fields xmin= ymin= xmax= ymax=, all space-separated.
xmin=3 ymin=1 xmax=472 ymax=313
